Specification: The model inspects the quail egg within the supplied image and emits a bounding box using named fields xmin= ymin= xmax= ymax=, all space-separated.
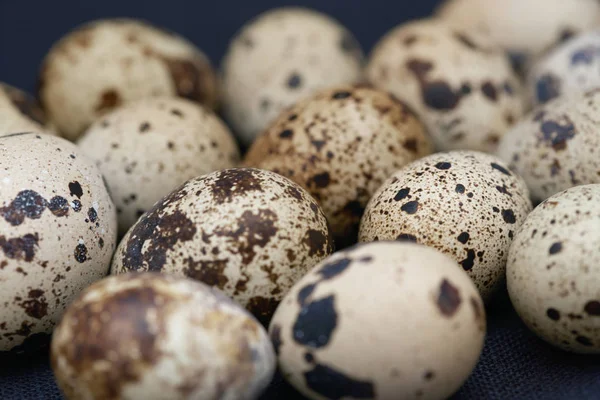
xmin=0 ymin=82 xmax=52 ymax=135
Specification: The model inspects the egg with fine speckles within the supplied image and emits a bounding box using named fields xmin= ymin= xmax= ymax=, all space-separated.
xmin=244 ymin=85 xmax=432 ymax=248
xmin=221 ymin=7 xmax=365 ymax=146
xmin=508 ymin=185 xmax=600 ymax=354
xmin=51 ymin=273 xmax=276 ymax=400
xmin=111 ymin=168 xmax=333 ymax=325
xmin=39 ymin=18 xmax=218 ymax=141
xmin=0 ymin=132 xmax=117 ymax=353
xmin=77 ymin=97 xmax=240 ymax=235
xmin=366 ymin=18 xmax=525 ymax=153
xmin=269 ymin=241 xmax=485 ymax=400
xmin=0 ymin=82 xmax=54 ymax=135
xmin=359 ymin=151 xmax=532 ymax=301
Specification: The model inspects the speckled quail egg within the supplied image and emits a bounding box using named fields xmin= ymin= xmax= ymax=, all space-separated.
xmin=111 ymin=168 xmax=333 ymax=324
xmin=221 ymin=7 xmax=365 ymax=146
xmin=0 ymin=132 xmax=117 ymax=353
xmin=366 ymin=18 xmax=525 ymax=153
xmin=436 ymin=0 xmax=600 ymax=74
xmin=39 ymin=18 xmax=218 ymax=141
xmin=507 ymin=184 xmax=600 ymax=354
xmin=244 ymin=85 xmax=432 ymax=248
xmin=528 ymin=30 xmax=600 ymax=106
xmin=497 ymin=88 xmax=600 ymax=204
xmin=359 ymin=151 xmax=532 ymax=301
xmin=51 ymin=273 xmax=275 ymax=400
xmin=77 ymin=97 xmax=240 ymax=235
xmin=0 ymin=82 xmax=53 ymax=135
xmin=269 ymin=241 xmax=486 ymax=400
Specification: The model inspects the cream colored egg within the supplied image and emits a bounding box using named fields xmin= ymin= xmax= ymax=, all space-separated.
xmin=0 ymin=83 xmax=53 ymax=135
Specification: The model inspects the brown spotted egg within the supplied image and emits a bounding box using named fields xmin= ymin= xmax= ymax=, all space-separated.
xmin=0 ymin=132 xmax=117 ymax=353
xmin=111 ymin=168 xmax=333 ymax=324
xmin=359 ymin=151 xmax=532 ymax=301
xmin=39 ymin=18 xmax=218 ymax=141
xmin=0 ymin=82 xmax=53 ymax=135
xmin=366 ymin=18 xmax=525 ymax=153
xmin=497 ymin=89 xmax=600 ymax=205
xmin=51 ymin=273 xmax=275 ymax=400
xmin=244 ymin=85 xmax=432 ymax=248
xmin=269 ymin=241 xmax=485 ymax=400
xmin=507 ymin=185 xmax=600 ymax=354
xmin=77 ymin=97 xmax=240 ymax=235
xmin=221 ymin=7 xmax=365 ymax=146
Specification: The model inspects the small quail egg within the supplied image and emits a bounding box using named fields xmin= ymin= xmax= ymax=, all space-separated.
xmin=39 ymin=18 xmax=218 ymax=140
xmin=0 ymin=132 xmax=117 ymax=353
xmin=359 ymin=151 xmax=532 ymax=301
xmin=221 ymin=7 xmax=365 ymax=146
xmin=77 ymin=97 xmax=240 ymax=235
xmin=366 ymin=18 xmax=524 ymax=153
xmin=111 ymin=168 xmax=333 ymax=324
xmin=244 ymin=85 xmax=432 ymax=248
xmin=269 ymin=241 xmax=486 ymax=400
xmin=507 ymin=184 xmax=600 ymax=354
xmin=0 ymin=82 xmax=53 ymax=135
xmin=51 ymin=273 xmax=276 ymax=400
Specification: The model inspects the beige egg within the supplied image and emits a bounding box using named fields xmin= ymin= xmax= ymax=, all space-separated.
xmin=0 ymin=132 xmax=117 ymax=353
xmin=77 ymin=97 xmax=240 ymax=235
xmin=269 ymin=241 xmax=485 ymax=400
xmin=111 ymin=168 xmax=333 ymax=324
xmin=507 ymin=184 xmax=600 ymax=354
xmin=39 ymin=18 xmax=218 ymax=141
xmin=0 ymin=82 xmax=53 ymax=135
xmin=221 ymin=7 xmax=365 ymax=146
xmin=51 ymin=273 xmax=275 ymax=400
xmin=359 ymin=151 xmax=532 ymax=301
xmin=366 ymin=18 xmax=524 ymax=153
xmin=244 ymin=85 xmax=432 ymax=248
xmin=497 ymin=89 xmax=600 ymax=204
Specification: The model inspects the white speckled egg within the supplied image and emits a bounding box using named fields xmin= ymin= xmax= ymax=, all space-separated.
xmin=528 ymin=30 xmax=600 ymax=106
xmin=366 ymin=18 xmax=525 ymax=153
xmin=111 ymin=168 xmax=333 ymax=324
xmin=39 ymin=18 xmax=218 ymax=141
xmin=0 ymin=132 xmax=117 ymax=353
xmin=51 ymin=273 xmax=276 ymax=400
xmin=359 ymin=151 xmax=532 ymax=301
xmin=497 ymin=89 xmax=600 ymax=204
xmin=269 ymin=241 xmax=485 ymax=400
xmin=244 ymin=85 xmax=432 ymax=248
xmin=77 ymin=97 xmax=240 ymax=235
xmin=0 ymin=83 xmax=53 ymax=135
xmin=221 ymin=7 xmax=365 ymax=146
xmin=507 ymin=184 xmax=600 ymax=354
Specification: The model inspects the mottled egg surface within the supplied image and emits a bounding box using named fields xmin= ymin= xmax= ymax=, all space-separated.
xmin=0 ymin=132 xmax=117 ymax=352
xmin=244 ymin=85 xmax=432 ymax=248
xmin=221 ymin=7 xmax=365 ymax=146
xmin=51 ymin=273 xmax=276 ymax=400
xmin=39 ymin=18 xmax=218 ymax=140
xmin=359 ymin=151 xmax=532 ymax=301
xmin=497 ymin=89 xmax=600 ymax=204
xmin=269 ymin=241 xmax=485 ymax=400
xmin=366 ymin=18 xmax=524 ymax=153
xmin=507 ymin=185 xmax=600 ymax=354
xmin=111 ymin=168 xmax=333 ymax=324
xmin=0 ymin=83 xmax=52 ymax=135
xmin=77 ymin=97 xmax=240 ymax=235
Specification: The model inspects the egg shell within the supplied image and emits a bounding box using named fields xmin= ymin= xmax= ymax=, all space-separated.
xmin=269 ymin=241 xmax=485 ymax=400
xmin=221 ymin=7 xmax=365 ymax=146
xmin=507 ymin=184 xmax=600 ymax=354
xmin=111 ymin=168 xmax=333 ymax=324
xmin=51 ymin=273 xmax=275 ymax=400
xmin=497 ymin=89 xmax=600 ymax=204
xmin=77 ymin=97 xmax=240 ymax=235
xmin=528 ymin=30 xmax=600 ymax=106
xmin=0 ymin=83 xmax=53 ymax=135
xmin=0 ymin=132 xmax=117 ymax=352
xmin=244 ymin=85 xmax=432 ymax=248
xmin=366 ymin=18 xmax=524 ymax=153
xmin=359 ymin=151 xmax=532 ymax=301
xmin=39 ymin=18 xmax=218 ymax=140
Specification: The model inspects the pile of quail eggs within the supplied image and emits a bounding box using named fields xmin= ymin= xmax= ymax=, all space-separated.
xmin=2 ymin=1 xmax=600 ymax=399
